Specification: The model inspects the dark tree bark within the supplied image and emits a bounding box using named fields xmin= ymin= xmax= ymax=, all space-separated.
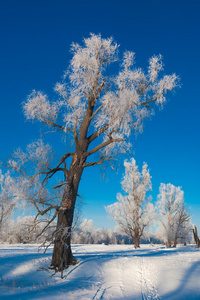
xmin=166 ymin=240 xmax=172 ymax=247
xmin=133 ymin=226 xmax=140 ymax=249
xmin=133 ymin=236 xmax=140 ymax=249
xmin=51 ymin=156 xmax=84 ymax=271
xmin=173 ymin=234 xmax=178 ymax=247
xmin=192 ymin=226 xmax=200 ymax=248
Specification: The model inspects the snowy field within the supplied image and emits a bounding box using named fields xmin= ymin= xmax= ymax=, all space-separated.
xmin=0 ymin=244 xmax=200 ymax=300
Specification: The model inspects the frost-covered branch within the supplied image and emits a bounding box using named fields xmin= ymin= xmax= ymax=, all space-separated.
xmin=23 ymin=34 xmax=179 ymax=162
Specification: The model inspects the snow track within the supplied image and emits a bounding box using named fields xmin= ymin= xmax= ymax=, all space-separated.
xmin=139 ymin=257 xmax=160 ymax=300
xmin=0 ymin=244 xmax=200 ymax=299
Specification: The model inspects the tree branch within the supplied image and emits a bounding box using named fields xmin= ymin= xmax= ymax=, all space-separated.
xmin=84 ymin=137 xmax=126 ymax=157
xmin=89 ymin=102 xmax=105 ymax=121
xmin=139 ymin=88 xmax=174 ymax=106
xmin=36 ymin=210 xmax=59 ymax=239
xmin=88 ymin=124 xmax=109 ymax=143
xmin=56 ymin=153 xmax=74 ymax=169
xmin=83 ymin=156 xmax=112 ymax=168
xmin=43 ymin=152 xmax=73 ymax=183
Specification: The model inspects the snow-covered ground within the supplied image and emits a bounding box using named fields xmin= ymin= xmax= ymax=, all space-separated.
xmin=0 ymin=244 xmax=200 ymax=300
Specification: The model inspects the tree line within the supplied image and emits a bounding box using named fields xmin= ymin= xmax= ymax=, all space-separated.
xmin=0 ymin=155 xmax=194 ymax=248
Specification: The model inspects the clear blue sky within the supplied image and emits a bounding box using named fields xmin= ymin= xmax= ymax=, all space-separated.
xmin=0 ymin=0 xmax=200 ymax=230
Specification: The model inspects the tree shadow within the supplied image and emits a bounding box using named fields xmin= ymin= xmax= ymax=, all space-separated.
xmin=161 ymin=260 xmax=200 ymax=300
xmin=74 ymin=245 xmax=198 ymax=261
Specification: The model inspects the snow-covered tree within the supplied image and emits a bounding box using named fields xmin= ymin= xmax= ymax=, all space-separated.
xmin=12 ymin=34 xmax=178 ymax=270
xmin=156 ymin=183 xmax=191 ymax=247
xmin=106 ymin=158 xmax=155 ymax=248
xmin=0 ymin=170 xmax=16 ymax=230
xmin=0 ymin=169 xmax=27 ymax=231
xmin=0 ymin=215 xmax=57 ymax=244
xmin=71 ymin=218 xmax=117 ymax=245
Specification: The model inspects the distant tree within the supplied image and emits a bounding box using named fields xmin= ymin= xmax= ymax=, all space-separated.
xmin=14 ymin=216 xmax=37 ymax=243
xmin=0 ymin=215 xmax=57 ymax=244
xmin=0 ymin=169 xmax=24 ymax=231
xmin=71 ymin=218 xmax=117 ymax=245
xmin=157 ymin=183 xmax=191 ymax=247
xmin=11 ymin=34 xmax=178 ymax=271
xmin=106 ymin=158 xmax=155 ymax=248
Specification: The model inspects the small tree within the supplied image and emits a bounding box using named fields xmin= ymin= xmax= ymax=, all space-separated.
xmin=11 ymin=34 xmax=178 ymax=270
xmin=157 ymin=183 xmax=190 ymax=247
xmin=106 ymin=158 xmax=155 ymax=248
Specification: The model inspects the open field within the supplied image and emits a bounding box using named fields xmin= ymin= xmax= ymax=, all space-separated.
xmin=0 ymin=244 xmax=200 ymax=299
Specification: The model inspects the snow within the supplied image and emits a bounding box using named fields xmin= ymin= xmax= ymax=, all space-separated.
xmin=0 ymin=244 xmax=200 ymax=299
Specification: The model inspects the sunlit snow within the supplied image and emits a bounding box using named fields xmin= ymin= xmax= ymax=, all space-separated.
xmin=0 ymin=244 xmax=200 ymax=299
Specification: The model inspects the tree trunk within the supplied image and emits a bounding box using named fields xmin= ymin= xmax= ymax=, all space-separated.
xmin=51 ymin=208 xmax=76 ymax=271
xmin=51 ymin=98 xmax=94 ymax=273
xmin=173 ymin=234 xmax=178 ymax=247
xmin=166 ymin=240 xmax=171 ymax=247
xmin=133 ymin=236 xmax=140 ymax=249
xmin=51 ymin=156 xmax=84 ymax=272
xmin=192 ymin=226 xmax=200 ymax=248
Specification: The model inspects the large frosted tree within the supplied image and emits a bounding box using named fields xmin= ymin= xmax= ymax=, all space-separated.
xmin=106 ymin=158 xmax=155 ymax=248
xmin=11 ymin=34 xmax=178 ymax=271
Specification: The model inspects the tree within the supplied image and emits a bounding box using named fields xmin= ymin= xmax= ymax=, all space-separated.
xmin=0 ymin=215 xmax=57 ymax=244
xmin=106 ymin=158 xmax=155 ymax=248
xmin=192 ymin=225 xmax=200 ymax=248
xmin=71 ymin=219 xmax=117 ymax=245
xmin=157 ymin=183 xmax=191 ymax=247
xmin=0 ymin=169 xmax=24 ymax=231
xmin=12 ymin=34 xmax=178 ymax=271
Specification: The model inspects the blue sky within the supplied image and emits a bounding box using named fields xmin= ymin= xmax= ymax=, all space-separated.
xmin=0 ymin=0 xmax=200 ymax=229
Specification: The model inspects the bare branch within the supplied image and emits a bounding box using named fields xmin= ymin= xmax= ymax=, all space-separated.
xmin=90 ymin=102 xmax=105 ymax=121
xmin=56 ymin=153 xmax=74 ymax=169
xmin=36 ymin=210 xmax=58 ymax=239
xmin=40 ymin=128 xmax=63 ymax=137
xmin=84 ymin=137 xmax=126 ymax=158
xmin=42 ymin=152 xmax=73 ymax=183
xmin=43 ymin=167 xmax=69 ymax=184
xmin=53 ymin=181 xmax=69 ymax=189
xmin=83 ymin=156 xmax=113 ymax=168
xmin=88 ymin=124 xmax=109 ymax=143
